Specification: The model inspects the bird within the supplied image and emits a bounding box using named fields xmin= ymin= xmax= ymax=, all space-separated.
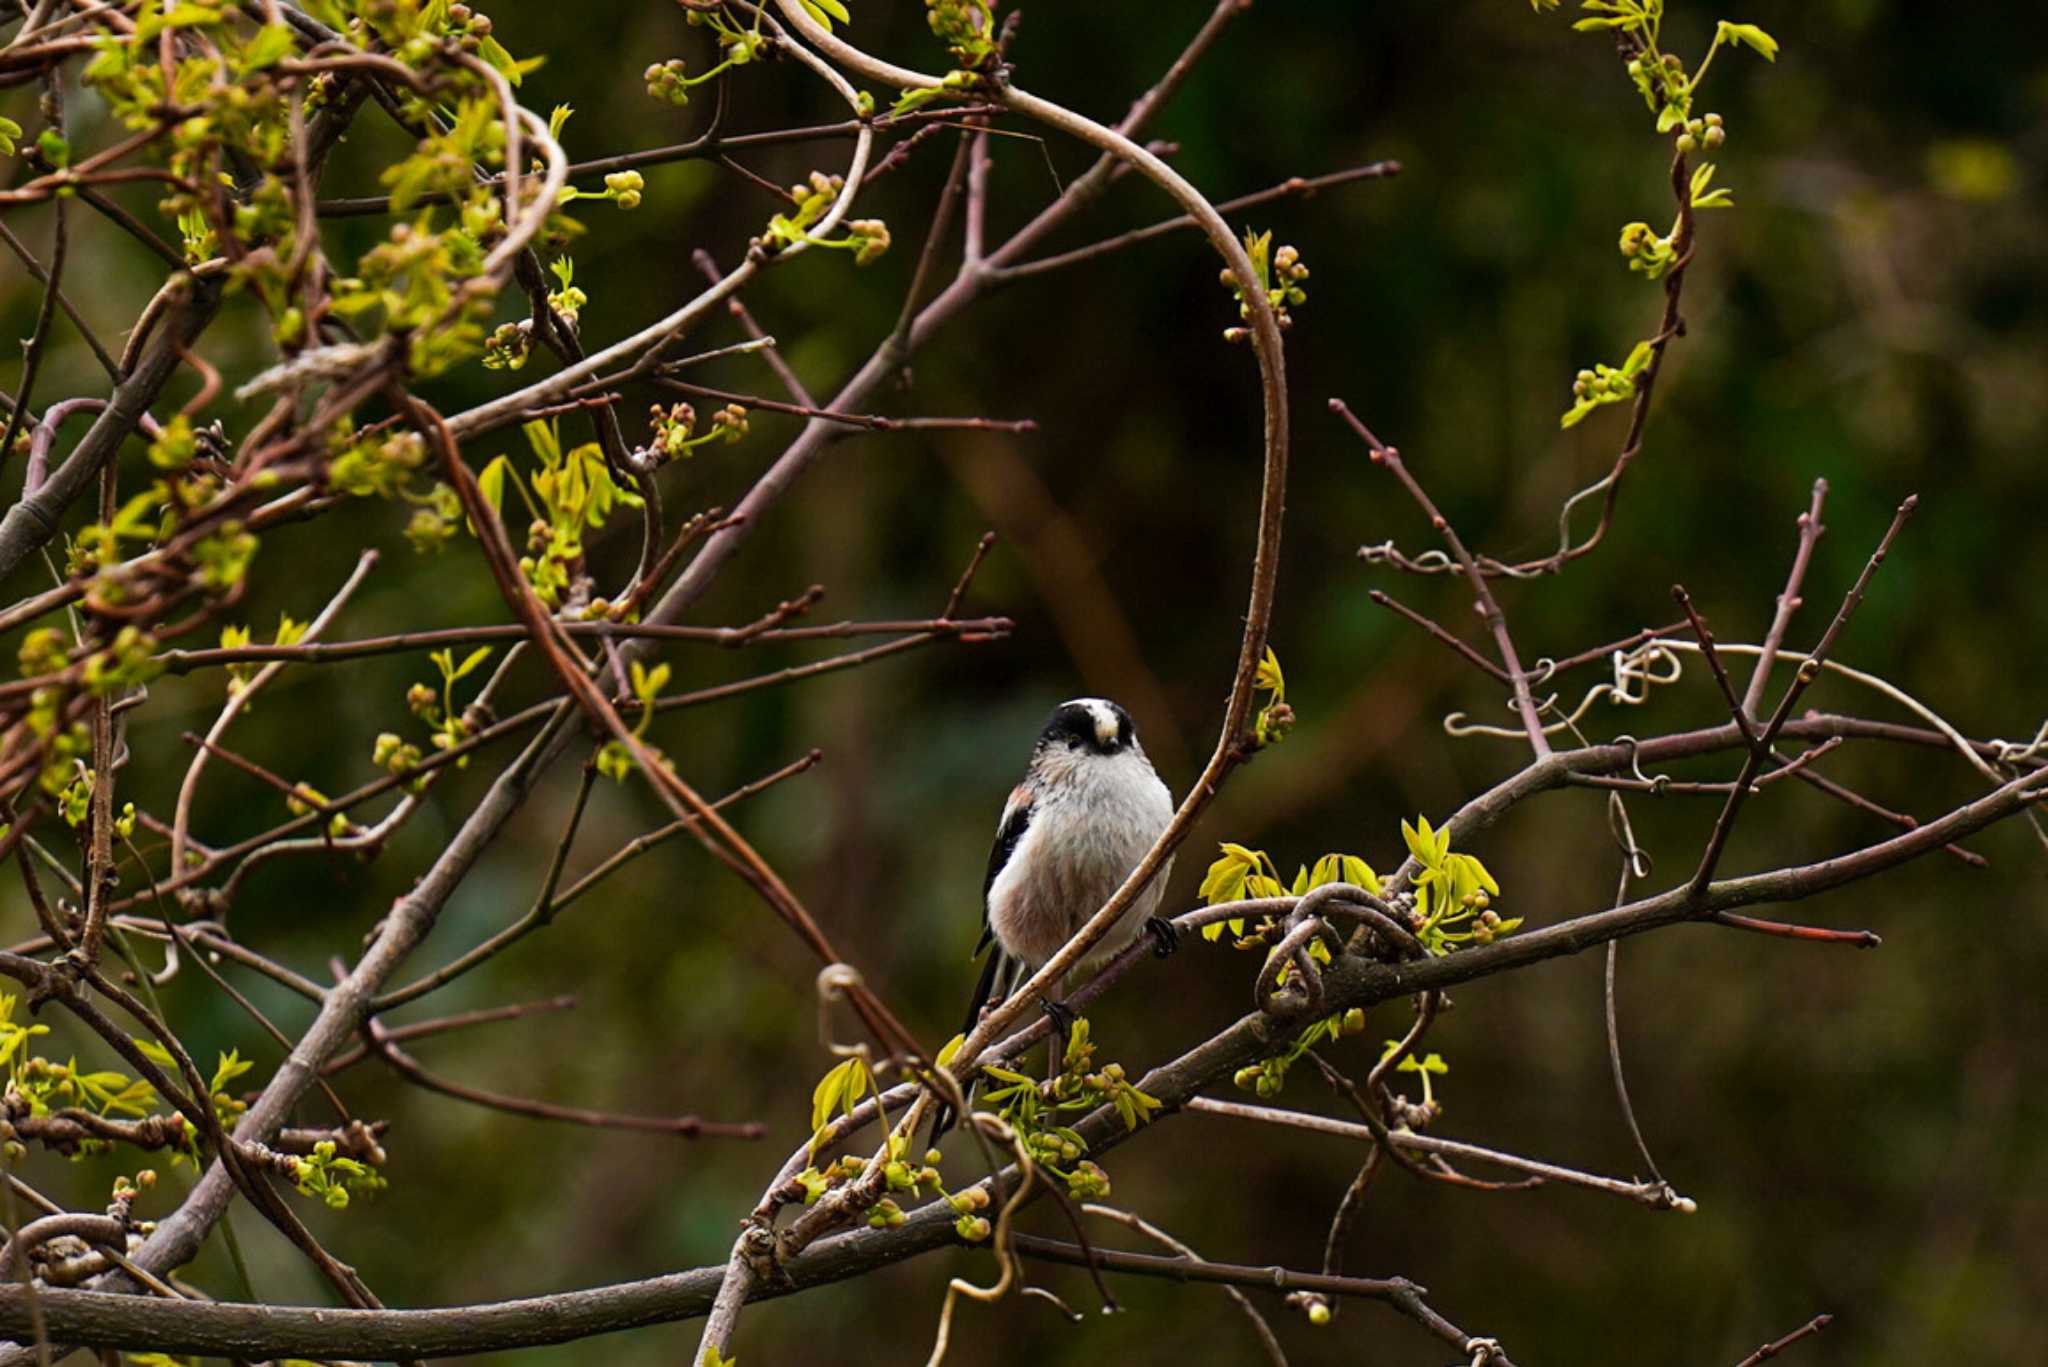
xmin=961 ymin=697 xmax=1179 ymax=1045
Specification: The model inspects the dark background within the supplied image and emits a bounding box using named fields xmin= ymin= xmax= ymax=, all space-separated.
xmin=4 ymin=1 xmax=2046 ymax=1362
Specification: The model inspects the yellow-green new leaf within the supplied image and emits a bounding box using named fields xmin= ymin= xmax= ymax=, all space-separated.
xmin=133 ymin=1037 xmax=178 ymax=1070
xmin=1246 ymin=872 xmax=1289 ymax=900
xmin=1341 ymin=855 xmax=1381 ymax=893
xmin=1717 ymin=21 xmax=1779 ymax=61
xmin=808 ymin=1057 xmax=869 ymax=1141
xmin=241 ymin=23 xmax=295 ymax=69
xmin=1254 ymin=646 xmax=1285 ymax=697
xmin=1199 ymin=843 xmax=1261 ymax=905
xmin=799 ymin=0 xmax=849 ymax=30
xmin=452 ymin=646 xmax=493 ymax=682
xmin=473 ymin=455 xmax=512 ymax=533
xmin=1402 ymin=816 xmax=1441 ymax=865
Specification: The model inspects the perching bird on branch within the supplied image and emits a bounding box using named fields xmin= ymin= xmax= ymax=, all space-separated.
xmin=962 ymin=698 xmax=1179 ymax=1043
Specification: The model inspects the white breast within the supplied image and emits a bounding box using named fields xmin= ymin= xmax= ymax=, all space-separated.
xmin=987 ymin=752 xmax=1174 ymax=972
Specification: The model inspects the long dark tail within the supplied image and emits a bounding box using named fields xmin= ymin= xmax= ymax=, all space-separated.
xmin=962 ymin=948 xmax=1006 ymax=1039
xmin=934 ymin=950 xmax=1013 ymax=1138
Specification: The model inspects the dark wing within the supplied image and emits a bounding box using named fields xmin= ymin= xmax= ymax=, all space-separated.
xmin=938 ymin=788 xmax=1034 ymax=1139
xmin=973 ymin=784 xmax=1034 ymax=957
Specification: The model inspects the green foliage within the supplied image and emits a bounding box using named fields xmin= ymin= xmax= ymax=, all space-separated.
xmin=220 ymin=613 xmax=305 ymax=696
xmin=331 ymin=215 xmax=494 ymax=377
xmin=1385 ymin=1042 xmax=1450 ymax=1110
xmin=1566 ymin=0 xmax=1777 ymax=133
xmin=760 ymin=171 xmax=891 ymax=265
xmin=1252 ymin=646 xmax=1293 ymax=746
xmin=372 ymin=731 xmax=426 ymax=791
xmin=1196 ymin=812 xmax=1512 ymax=1058
xmin=75 ymin=0 xmax=537 ymax=373
xmin=796 ymin=1082 xmax=986 ymax=1236
xmin=796 ymin=1020 xmax=1154 ymax=1237
xmin=483 ymin=321 xmax=534 ymax=372
xmin=472 ymin=420 xmax=645 ymax=608
xmin=288 ymin=1138 xmax=386 ymax=1209
xmin=193 ymin=523 xmax=259 ymax=592
xmin=1220 ymin=229 xmax=1309 ymax=343
xmin=330 ymin=429 xmax=428 ymax=501
xmin=68 ymin=418 xmax=234 ymax=579
xmin=14 ymin=1049 xmax=161 ymax=1127
xmin=1197 ymin=844 xmax=1381 ymax=943
xmin=1617 ymin=162 xmax=1732 ymax=279
xmin=809 ymin=1056 xmax=871 ymax=1153
xmin=797 ymin=0 xmax=851 ymax=31
xmin=1560 ymin=340 xmax=1655 ymax=429
xmin=593 ymin=741 xmax=634 ymax=784
xmin=405 ymin=484 xmax=465 ymax=554
xmin=601 ymin=170 xmax=644 ymax=211
xmin=927 ymin=0 xmax=998 ymax=68
xmin=56 ymin=769 xmax=93 ymax=828
xmin=0 ymin=993 xmax=52 ymax=1085
xmin=175 ymin=205 xmax=217 ymax=266
xmin=81 ymin=627 xmax=164 ymax=696
xmin=977 ymin=1016 xmax=1159 ymax=1195
xmin=415 ymin=643 xmax=492 ymax=756
xmin=889 ymin=68 xmax=979 ymax=118
xmin=1540 ymin=2 xmax=1779 ymax=428
xmin=25 ymin=708 xmax=90 ymax=798
xmin=647 ymin=401 xmax=750 ymax=464
xmin=147 ymin=416 xmax=198 ymax=472
xmin=17 ymin=628 xmax=67 ymax=679
xmin=1401 ymin=815 xmax=1518 ymax=953
xmin=647 ymin=7 xmax=766 ymax=107
xmin=0 ymin=115 xmax=21 ymax=158
xmin=1197 ymin=842 xmax=1284 ymax=940
xmin=1232 ymin=1005 xmax=1367 ymax=1099
xmin=545 ymin=256 xmax=587 ymax=325
xmin=382 ymin=642 xmax=496 ymax=789
xmin=75 ymin=0 xmax=554 ymax=376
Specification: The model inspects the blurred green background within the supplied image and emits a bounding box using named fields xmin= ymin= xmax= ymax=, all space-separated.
xmin=4 ymin=1 xmax=2046 ymax=1362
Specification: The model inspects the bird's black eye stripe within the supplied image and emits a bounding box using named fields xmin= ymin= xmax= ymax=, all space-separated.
xmin=1034 ymin=700 xmax=1137 ymax=755
xmin=1036 ymin=704 xmax=1096 ymax=752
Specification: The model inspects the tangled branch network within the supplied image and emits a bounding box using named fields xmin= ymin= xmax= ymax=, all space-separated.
xmin=0 ymin=2 xmax=2038 ymax=1365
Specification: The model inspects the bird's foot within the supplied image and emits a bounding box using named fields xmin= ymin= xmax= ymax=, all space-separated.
xmin=1040 ymin=998 xmax=1077 ymax=1071
xmin=1145 ymin=915 xmax=1179 ymax=959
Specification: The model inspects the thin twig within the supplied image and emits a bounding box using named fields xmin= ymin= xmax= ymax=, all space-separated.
xmin=1732 ymin=1312 xmax=1834 ymax=1367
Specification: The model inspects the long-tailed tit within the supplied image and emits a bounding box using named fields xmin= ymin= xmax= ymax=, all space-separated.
xmin=961 ymin=698 xmax=1178 ymax=1040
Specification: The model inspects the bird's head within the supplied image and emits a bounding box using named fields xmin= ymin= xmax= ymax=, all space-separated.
xmin=1037 ymin=697 xmax=1137 ymax=757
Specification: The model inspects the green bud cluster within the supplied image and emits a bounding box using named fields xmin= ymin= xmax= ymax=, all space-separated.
xmin=484 ymin=321 xmax=533 ymax=372
xmin=926 ymin=0 xmax=998 ymax=68
xmin=604 ymin=170 xmax=644 ymax=210
xmin=1221 ymin=232 xmax=1310 ymax=343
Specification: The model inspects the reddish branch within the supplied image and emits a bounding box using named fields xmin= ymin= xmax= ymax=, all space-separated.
xmin=1733 ymin=1312 xmax=1834 ymax=1366
xmin=361 ymin=1019 xmax=763 ymax=1141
